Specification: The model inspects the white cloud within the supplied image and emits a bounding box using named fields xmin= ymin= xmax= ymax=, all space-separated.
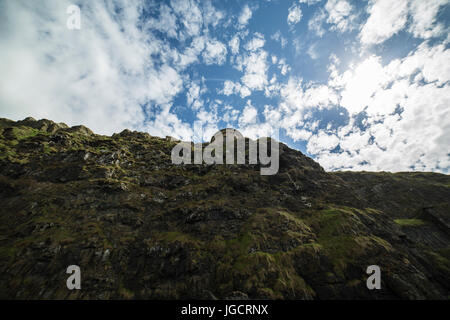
xmin=277 ymin=58 xmax=291 ymax=75
xmin=229 ymin=35 xmax=240 ymax=55
xmin=238 ymin=5 xmax=253 ymax=27
xmin=325 ymin=0 xmax=356 ymax=33
xmin=2 ymin=0 xmax=448 ymax=174
xmin=311 ymin=42 xmax=450 ymax=172
xmin=307 ymin=0 xmax=356 ymax=36
xmin=187 ymin=82 xmax=201 ymax=106
xmin=238 ymin=49 xmax=269 ymax=91
xmin=271 ymin=55 xmax=278 ymax=64
xmin=145 ymin=104 xmax=193 ymax=141
xmin=239 ymin=86 xmax=252 ymax=98
xmin=308 ymin=9 xmax=327 ymax=37
xmin=0 ymin=1 xmax=155 ymax=134
xmin=170 ymin=0 xmax=203 ymax=38
xmin=303 ymin=84 xmax=339 ymax=108
xmin=0 ymin=0 xmax=219 ymax=140
xmin=223 ymin=106 xmax=240 ymax=123
xmin=307 ymin=131 xmax=340 ymax=154
xmin=221 ymin=80 xmax=236 ymax=96
xmin=239 ymin=101 xmax=258 ymax=125
xmin=287 ymin=4 xmax=303 ymax=26
xmin=263 ymin=105 xmax=282 ymax=125
xmin=261 ymin=77 xmax=340 ymax=143
xmin=408 ymin=0 xmax=448 ymax=39
xmin=226 ymin=42 xmax=271 ymax=98
xmin=195 ymin=106 xmax=219 ymax=134
xmin=359 ymin=0 xmax=408 ymax=45
xmin=360 ymin=0 xmax=410 ymax=45
xmin=146 ymin=4 xmax=178 ymax=38
xmin=334 ymin=42 xmax=450 ymax=115
xmin=238 ymin=103 xmax=276 ymax=140
xmin=186 ymin=79 xmax=207 ymax=110
xmin=220 ymin=80 xmax=251 ymax=98
xmin=202 ymin=39 xmax=228 ymax=65
xmin=337 ymin=55 xmax=388 ymax=114
xmin=171 ymin=36 xmax=205 ymax=69
xmin=147 ymin=65 xmax=184 ymax=105
xmin=360 ymin=0 xmax=449 ymax=45
xmin=244 ymin=33 xmax=265 ymax=51
xmin=264 ymin=75 xmax=282 ymax=98
xmin=278 ymin=78 xmax=338 ymax=116
xmin=271 ymin=31 xmax=288 ymax=48
xmin=202 ymin=0 xmax=225 ymax=28
xmin=286 ymin=127 xmax=313 ymax=141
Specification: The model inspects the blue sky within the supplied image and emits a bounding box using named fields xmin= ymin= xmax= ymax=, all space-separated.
xmin=0 ymin=0 xmax=449 ymax=173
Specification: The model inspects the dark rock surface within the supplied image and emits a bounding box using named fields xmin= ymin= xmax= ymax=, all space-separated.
xmin=0 ymin=117 xmax=449 ymax=299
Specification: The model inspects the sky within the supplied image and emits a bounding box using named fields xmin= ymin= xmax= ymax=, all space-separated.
xmin=0 ymin=0 xmax=449 ymax=173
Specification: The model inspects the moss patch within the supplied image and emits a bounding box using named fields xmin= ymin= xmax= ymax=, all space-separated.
xmin=394 ymin=218 xmax=426 ymax=227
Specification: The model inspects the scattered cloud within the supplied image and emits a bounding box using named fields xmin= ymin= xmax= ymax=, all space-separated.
xmin=277 ymin=58 xmax=292 ymax=75
xmin=1 ymin=1 xmax=155 ymax=135
xmin=239 ymin=100 xmax=259 ymax=125
xmin=308 ymin=9 xmax=327 ymax=37
xmin=1 ymin=0 xmax=448 ymax=173
xmin=307 ymin=131 xmax=340 ymax=154
xmin=325 ymin=0 xmax=356 ymax=33
xmin=271 ymin=31 xmax=288 ymax=48
xmin=170 ymin=0 xmax=203 ymax=38
xmin=408 ymin=0 xmax=448 ymax=39
xmin=312 ymin=42 xmax=450 ymax=172
xmin=307 ymin=0 xmax=356 ymax=36
xmin=244 ymin=33 xmax=265 ymax=51
xmin=220 ymin=80 xmax=251 ymax=98
xmin=358 ymin=0 xmax=449 ymax=46
xmin=202 ymin=0 xmax=225 ymax=28
xmin=238 ymin=4 xmax=253 ymax=28
xmin=238 ymin=49 xmax=269 ymax=91
xmin=202 ymin=39 xmax=228 ymax=65
xmin=360 ymin=0 xmax=409 ymax=45
xmin=287 ymin=4 xmax=303 ymax=26
xmin=229 ymin=35 xmax=240 ymax=55
xmin=146 ymin=4 xmax=178 ymax=38
xmin=186 ymin=79 xmax=207 ymax=110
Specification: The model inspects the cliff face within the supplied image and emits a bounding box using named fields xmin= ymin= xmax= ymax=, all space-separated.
xmin=0 ymin=117 xmax=449 ymax=299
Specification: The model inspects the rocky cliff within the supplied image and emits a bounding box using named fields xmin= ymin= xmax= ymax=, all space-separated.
xmin=0 ymin=117 xmax=449 ymax=299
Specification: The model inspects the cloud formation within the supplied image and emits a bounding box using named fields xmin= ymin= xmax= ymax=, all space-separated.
xmin=312 ymin=42 xmax=450 ymax=172
xmin=287 ymin=4 xmax=303 ymax=26
xmin=0 ymin=0 xmax=448 ymax=174
xmin=360 ymin=0 xmax=449 ymax=45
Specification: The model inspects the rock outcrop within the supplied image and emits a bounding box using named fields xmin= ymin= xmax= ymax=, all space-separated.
xmin=0 ymin=117 xmax=449 ymax=299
